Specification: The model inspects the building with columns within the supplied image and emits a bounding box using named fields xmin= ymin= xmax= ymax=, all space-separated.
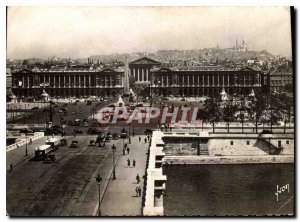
xmin=129 ymin=57 xmax=161 ymax=83
xmin=150 ymin=66 xmax=268 ymax=97
xmin=11 ymin=67 xmax=124 ymax=98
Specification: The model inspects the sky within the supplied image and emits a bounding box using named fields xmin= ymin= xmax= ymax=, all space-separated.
xmin=7 ymin=6 xmax=292 ymax=60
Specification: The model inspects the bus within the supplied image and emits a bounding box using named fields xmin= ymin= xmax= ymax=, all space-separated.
xmin=35 ymin=145 xmax=53 ymax=160
xmin=45 ymin=138 xmax=61 ymax=149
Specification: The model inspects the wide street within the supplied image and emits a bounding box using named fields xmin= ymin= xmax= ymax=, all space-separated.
xmin=6 ymin=132 xmax=150 ymax=216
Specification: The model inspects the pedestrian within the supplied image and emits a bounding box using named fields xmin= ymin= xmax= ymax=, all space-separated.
xmin=133 ymin=159 xmax=136 ymax=167
xmin=123 ymin=148 xmax=126 ymax=155
xmin=144 ymin=138 xmax=147 ymax=143
xmin=127 ymin=159 xmax=131 ymax=167
xmin=139 ymin=136 xmax=141 ymax=142
xmin=138 ymin=187 xmax=142 ymax=197
xmin=136 ymin=174 xmax=140 ymax=184
xmin=29 ymin=138 xmax=32 ymax=144
xmin=127 ymin=147 xmax=130 ymax=155
xmin=135 ymin=187 xmax=139 ymax=197
xmin=9 ymin=163 xmax=13 ymax=172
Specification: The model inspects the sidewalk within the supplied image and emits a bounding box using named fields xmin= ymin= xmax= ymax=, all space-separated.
xmin=100 ymin=135 xmax=149 ymax=216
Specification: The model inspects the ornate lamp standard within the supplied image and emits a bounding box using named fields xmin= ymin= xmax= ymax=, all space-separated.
xmin=112 ymin=144 xmax=116 ymax=180
xmin=95 ymin=174 xmax=102 ymax=216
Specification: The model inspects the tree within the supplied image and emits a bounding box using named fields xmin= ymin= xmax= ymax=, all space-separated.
xmin=203 ymin=97 xmax=222 ymax=133
xmin=270 ymin=93 xmax=293 ymax=133
xmin=237 ymin=96 xmax=247 ymax=133
xmin=246 ymin=94 xmax=267 ymax=133
xmin=222 ymin=98 xmax=238 ymax=132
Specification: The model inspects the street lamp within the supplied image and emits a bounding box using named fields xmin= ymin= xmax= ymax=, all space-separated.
xmin=95 ymin=174 xmax=102 ymax=216
xmin=24 ymin=129 xmax=29 ymax=156
xmin=112 ymin=144 xmax=116 ymax=180
xmin=128 ymin=124 xmax=131 ymax=144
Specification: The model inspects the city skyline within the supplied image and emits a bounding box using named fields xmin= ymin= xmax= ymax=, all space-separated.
xmin=7 ymin=6 xmax=292 ymax=60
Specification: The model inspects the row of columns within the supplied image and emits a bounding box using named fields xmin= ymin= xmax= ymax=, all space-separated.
xmin=131 ymin=67 xmax=150 ymax=82
xmin=152 ymin=73 xmax=260 ymax=87
xmin=153 ymin=87 xmax=255 ymax=97
xmin=19 ymin=75 xmax=122 ymax=88
xmin=13 ymin=88 xmax=124 ymax=98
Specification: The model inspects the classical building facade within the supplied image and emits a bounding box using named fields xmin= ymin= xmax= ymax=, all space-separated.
xmin=129 ymin=57 xmax=161 ymax=83
xmin=269 ymin=72 xmax=293 ymax=93
xmin=11 ymin=68 xmax=124 ymax=98
xmin=150 ymin=66 xmax=268 ymax=97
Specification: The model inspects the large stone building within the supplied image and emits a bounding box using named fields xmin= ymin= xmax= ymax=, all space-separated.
xmin=150 ymin=66 xmax=268 ymax=97
xmin=129 ymin=57 xmax=161 ymax=83
xmin=11 ymin=56 xmax=270 ymax=98
xmin=11 ymin=67 xmax=124 ymax=98
xmin=269 ymin=72 xmax=293 ymax=93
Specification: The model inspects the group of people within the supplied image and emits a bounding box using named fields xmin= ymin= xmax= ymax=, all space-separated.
xmin=135 ymin=186 xmax=142 ymax=197
xmin=123 ymin=145 xmax=130 ymax=155
xmin=138 ymin=136 xmax=149 ymax=144
xmin=127 ymin=158 xmax=136 ymax=167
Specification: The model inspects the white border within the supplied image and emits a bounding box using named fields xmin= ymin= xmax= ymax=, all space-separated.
xmin=1 ymin=1 xmax=299 ymax=222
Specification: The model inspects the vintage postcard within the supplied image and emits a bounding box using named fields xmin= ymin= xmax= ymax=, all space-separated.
xmin=6 ymin=6 xmax=295 ymax=216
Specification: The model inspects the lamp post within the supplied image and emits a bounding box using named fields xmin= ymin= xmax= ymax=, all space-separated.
xmin=132 ymin=121 xmax=135 ymax=137
xmin=112 ymin=144 xmax=116 ymax=180
xmin=95 ymin=174 xmax=102 ymax=216
xmin=25 ymin=130 xmax=28 ymax=156
xmin=128 ymin=124 xmax=131 ymax=144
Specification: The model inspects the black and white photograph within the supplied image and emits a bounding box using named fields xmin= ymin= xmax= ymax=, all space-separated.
xmin=5 ymin=6 xmax=295 ymax=217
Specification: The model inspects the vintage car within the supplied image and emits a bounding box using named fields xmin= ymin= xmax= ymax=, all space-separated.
xmin=98 ymin=141 xmax=105 ymax=147
xmin=69 ymin=141 xmax=79 ymax=148
xmin=89 ymin=140 xmax=96 ymax=146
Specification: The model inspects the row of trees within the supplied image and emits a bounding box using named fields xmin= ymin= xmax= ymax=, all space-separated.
xmin=202 ymin=92 xmax=293 ymax=133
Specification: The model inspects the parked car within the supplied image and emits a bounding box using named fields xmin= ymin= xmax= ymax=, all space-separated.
xmin=60 ymin=138 xmax=68 ymax=146
xmin=120 ymin=129 xmax=128 ymax=138
xmin=69 ymin=141 xmax=79 ymax=148
xmin=72 ymin=129 xmax=85 ymax=134
xmin=89 ymin=140 xmax=96 ymax=146
xmin=112 ymin=133 xmax=120 ymax=140
xmin=98 ymin=141 xmax=105 ymax=147
xmin=106 ymin=133 xmax=113 ymax=140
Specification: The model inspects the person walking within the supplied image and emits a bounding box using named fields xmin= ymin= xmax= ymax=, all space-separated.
xmin=127 ymin=159 xmax=131 ymax=167
xmin=133 ymin=159 xmax=136 ymax=167
xmin=139 ymin=136 xmax=141 ymax=142
xmin=123 ymin=148 xmax=126 ymax=155
xmin=9 ymin=163 xmax=13 ymax=172
xmin=136 ymin=174 xmax=140 ymax=184
xmin=135 ymin=187 xmax=139 ymax=197
xmin=127 ymin=147 xmax=130 ymax=155
xmin=144 ymin=137 xmax=147 ymax=143
xmin=138 ymin=187 xmax=142 ymax=197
